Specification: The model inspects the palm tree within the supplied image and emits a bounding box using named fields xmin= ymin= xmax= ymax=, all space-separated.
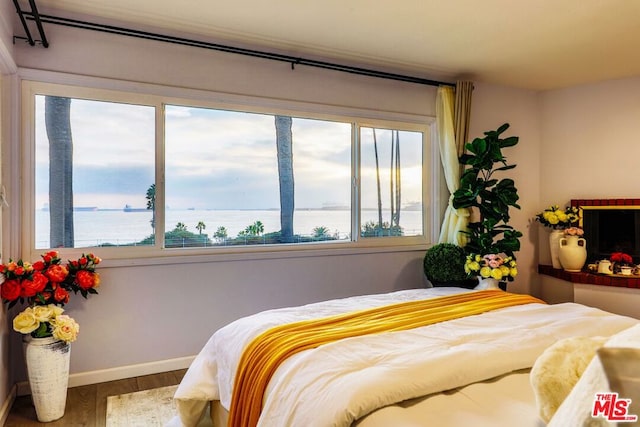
xmin=372 ymin=129 xmax=383 ymax=230
xmin=275 ymin=116 xmax=294 ymax=243
xmin=196 ymin=221 xmax=206 ymax=235
xmin=390 ymin=130 xmax=401 ymax=228
xmin=45 ymin=96 xmax=74 ymax=248
xmin=175 ymin=222 xmax=187 ymax=231
xmin=146 ymin=183 xmax=156 ymax=230
xmin=253 ymin=220 xmax=264 ymax=236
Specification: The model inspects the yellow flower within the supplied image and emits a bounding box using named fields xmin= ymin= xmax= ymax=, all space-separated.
xmin=499 ymin=265 xmax=510 ymax=276
xmin=32 ymin=304 xmax=65 ymax=323
xmin=510 ymin=267 xmax=518 ymax=277
xmin=490 ymin=268 xmax=503 ymax=280
xmin=479 ymin=266 xmax=492 ymax=278
xmin=13 ymin=308 xmax=40 ymax=334
xmin=51 ymin=315 xmax=80 ymax=343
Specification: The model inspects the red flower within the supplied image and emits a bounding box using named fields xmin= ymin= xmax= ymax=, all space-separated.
xmin=14 ymin=266 xmax=24 ymax=276
xmin=75 ymin=270 xmax=97 ymax=290
xmin=32 ymin=260 xmax=45 ymax=271
xmin=0 ymin=279 xmax=21 ymax=301
xmin=20 ymin=279 xmax=38 ymax=297
xmin=45 ymin=265 xmax=69 ymax=282
xmin=79 ymin=257 xmax=88 ymax=266
xmin=32 ymin=272 xmax=48 ymax=293
xmin=54 ymin=287 xmax=70 ymax=304
xmin=610 ymin=252 xmax=633 ymax=265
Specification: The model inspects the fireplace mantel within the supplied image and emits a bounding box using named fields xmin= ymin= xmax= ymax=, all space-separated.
xmin=538 ymin=265 xmax=640 ymax=289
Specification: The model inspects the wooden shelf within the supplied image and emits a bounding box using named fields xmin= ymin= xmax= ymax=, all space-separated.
xmin=538 ymin=265 xmax=640 ymax=289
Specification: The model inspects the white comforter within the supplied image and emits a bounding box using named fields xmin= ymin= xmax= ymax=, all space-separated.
xmin=170 ymin=288 xmax=638 ymax=427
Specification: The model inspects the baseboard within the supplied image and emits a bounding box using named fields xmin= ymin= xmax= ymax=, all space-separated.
xmin=0 ymin=383 xmax=17 ymax=425
xmin=17 ymin=355 xmax=195 ymax=396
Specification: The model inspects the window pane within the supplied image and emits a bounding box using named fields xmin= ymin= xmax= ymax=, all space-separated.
xmin=164 ymin=106 xmax=352 ymax=247
xmin=360 ymin=127 xmax=423 ymax=238
xmin=35 ymin=95 xmax=155 ymax=249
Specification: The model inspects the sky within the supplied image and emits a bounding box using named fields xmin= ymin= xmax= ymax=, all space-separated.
xmin=35 ymin=96 xmax=424 ymax=212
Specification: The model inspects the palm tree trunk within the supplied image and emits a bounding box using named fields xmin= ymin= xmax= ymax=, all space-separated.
xmin=45 ymin=96 xmax=74 ymax=248
xmin=373 ymin=129 xmax=383 ymax=228
xmin=275 ymin=116 xmax=294 ymax=243
xmin=394 ymin=130 xmax=401 ymax=227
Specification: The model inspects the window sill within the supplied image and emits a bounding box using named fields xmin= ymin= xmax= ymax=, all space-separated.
xmin=538 ymin=265 xmax=640 ymax=289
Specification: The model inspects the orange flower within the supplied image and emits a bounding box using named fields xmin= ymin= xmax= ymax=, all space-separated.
xmin=75 ymin=270 xmax=97 ymax=290
xmin=45 ymin=264 xmax=69 ymax=283
xmin=54 ymin=287 xmax=70 ymax=304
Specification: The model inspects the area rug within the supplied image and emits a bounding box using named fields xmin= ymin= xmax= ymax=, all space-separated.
xmin=106 ymin=385 xmax=212 ymax=426
xmin=106 ymin=385 xmax=177 ymax=426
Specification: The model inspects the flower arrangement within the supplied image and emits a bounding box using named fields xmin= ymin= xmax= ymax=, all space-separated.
xmin=610 ymin=252 xmax=633 ymax=266
xmin=464 ymin=253 xmax=518 ymax=282
xmin=535 ymin=205 xmax=580 ymax=230
xmin=563 ymin=226 xmax=584 ymax=237
xmin=0 ymin=251 xmax=102 ymax=343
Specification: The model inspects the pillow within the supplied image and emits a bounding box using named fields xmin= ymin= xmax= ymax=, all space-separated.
xmin=530 ymin=336 xmax=607 ymax=423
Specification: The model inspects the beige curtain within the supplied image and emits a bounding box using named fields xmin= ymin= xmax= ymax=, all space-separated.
xmin=454 ymin=81 xmax=473 ymax=157
xmin=436 ymin=82 xmax=473 ymax=245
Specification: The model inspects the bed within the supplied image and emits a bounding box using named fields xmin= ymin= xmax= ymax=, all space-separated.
xmin=167 ymin=287 xmax=639 ymax=427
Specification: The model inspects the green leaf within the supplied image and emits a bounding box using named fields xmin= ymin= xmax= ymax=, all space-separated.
xmin=496 ymin=123 xmax=510 ymax=134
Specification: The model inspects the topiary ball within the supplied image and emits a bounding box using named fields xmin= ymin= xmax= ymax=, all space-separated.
xmin=423 ymin=243 xmax=468 ymax=285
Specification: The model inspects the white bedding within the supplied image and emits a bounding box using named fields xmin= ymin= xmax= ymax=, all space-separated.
xmin=169 ymin=288 xmax=638 ymax=427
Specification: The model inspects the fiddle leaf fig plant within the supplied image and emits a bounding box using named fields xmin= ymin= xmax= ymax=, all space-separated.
xmin=452 ymin=123 xmax=522 ymax=258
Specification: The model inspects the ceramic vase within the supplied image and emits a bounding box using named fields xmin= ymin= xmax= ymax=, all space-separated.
xmin=558 ymin=235 xmax=587 ymax=272
xmin=474 ymin=276 xmax=501 ymax=290
xmin=23 ymin=336 xmax=71 ymax=422
xmin=549 ymin=229 xmax=564 ymax=269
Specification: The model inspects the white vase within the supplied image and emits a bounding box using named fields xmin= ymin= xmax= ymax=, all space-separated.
xmin=558 ymin=235 xmax=587 ymax=272
xmin=474 ymin=276 xmax=501 ymax=290
xmin=549 ymin=229 xmax=564 ymax=269
xmin=23 ymin=336 xmax=71 ymax=422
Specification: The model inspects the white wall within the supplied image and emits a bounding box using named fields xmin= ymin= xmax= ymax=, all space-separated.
xmin=537 ymin=76 xmax=640 ymax=317
xmin=0 ymin=0 xmax=15 ymax=74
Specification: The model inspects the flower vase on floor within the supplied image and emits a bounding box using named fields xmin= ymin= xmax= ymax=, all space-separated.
xmin=23 ymin=336 xmax=71 ymax=422
xmin=549 ymin=230 xmax=564 ymax=269
xmin=558 ymin=235 xmax=587 ymax=272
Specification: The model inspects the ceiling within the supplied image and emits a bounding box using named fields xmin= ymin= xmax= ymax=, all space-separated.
xmin=25 ymin=0 xmax=640 ymax=90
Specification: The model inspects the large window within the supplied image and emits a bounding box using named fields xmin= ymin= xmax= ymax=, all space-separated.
xmin=27 ymin=82 xmax=431 ymax=258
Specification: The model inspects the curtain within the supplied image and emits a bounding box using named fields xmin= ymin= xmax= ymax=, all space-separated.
xmin=454 ymin=81 xmax=473 ymax=157
xmin=436 ymin=83 xmax=472 ymax=245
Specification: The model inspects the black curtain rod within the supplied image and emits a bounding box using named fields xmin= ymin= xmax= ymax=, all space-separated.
xmin=21 ymin=11 xmax=455 ymax=88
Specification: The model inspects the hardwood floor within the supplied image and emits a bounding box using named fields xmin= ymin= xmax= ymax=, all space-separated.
xmin=5 ymin=369 xmax=187 ymax=426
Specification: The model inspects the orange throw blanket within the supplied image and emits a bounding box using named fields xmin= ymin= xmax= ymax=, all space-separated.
xmin=228 ymin=290 xmax=544 ymax=427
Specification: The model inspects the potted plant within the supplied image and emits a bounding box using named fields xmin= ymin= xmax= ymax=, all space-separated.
xmin=0 ymin=251 xmax=102 ymax=422
xmin=452 ymin=123 xmax=522 ymax=289
xmin=423 ymin=243 xmax=477 ymax=288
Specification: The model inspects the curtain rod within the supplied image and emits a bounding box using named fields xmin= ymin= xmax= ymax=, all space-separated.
xmin=19 ymin=11 xmax=455 ymax=88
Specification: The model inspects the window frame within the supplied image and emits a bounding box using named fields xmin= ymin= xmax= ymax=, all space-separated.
xmin=20 ymin=76 xmax=437 ymax=264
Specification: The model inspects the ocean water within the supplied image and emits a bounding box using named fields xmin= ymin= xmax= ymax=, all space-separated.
xmin=35 ymin=209 xmax=423 ymax=248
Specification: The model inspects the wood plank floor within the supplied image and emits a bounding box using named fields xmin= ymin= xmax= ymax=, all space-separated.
xmin=5 ymin=369 xmax=187 ymax=426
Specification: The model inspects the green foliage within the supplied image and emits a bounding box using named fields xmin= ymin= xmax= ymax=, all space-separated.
xmin=213 ymin=226 xmax=228 ymax=241
xmin=360 ymin=221 xmax=403 ymax=237
xmin=423 ymin=243 xmax=468 ymax=283
xmin=452 ymin=123 xmax=522 ymax=258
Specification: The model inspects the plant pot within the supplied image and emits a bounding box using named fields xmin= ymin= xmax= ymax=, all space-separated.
xmin=474 ymin=276 xmax=502 ymax=290
xmin=549 ymin=230 xmax=564 ymax=269
xmin=558 ymin=236 xmax=587 ymax=272
xmin=23 ymin=336 xmax=71 ymax=422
